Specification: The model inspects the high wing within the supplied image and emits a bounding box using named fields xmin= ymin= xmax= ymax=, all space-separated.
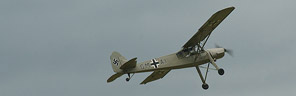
xmin=183 ymin=7 xmax=235 ymax=49
xmin=140 ymin=69 xmax=171 ymax=84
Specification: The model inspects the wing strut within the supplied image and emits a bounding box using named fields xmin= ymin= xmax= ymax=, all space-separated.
xmin=201 ymin=34 xmax=211 ymax=49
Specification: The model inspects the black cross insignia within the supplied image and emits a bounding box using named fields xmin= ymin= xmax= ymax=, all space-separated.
xmin=150 ymin=59 xmax=159 ymax=68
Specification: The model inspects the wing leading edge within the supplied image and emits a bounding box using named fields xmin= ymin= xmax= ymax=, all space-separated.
xmin=140 ymin=69 xmax=171 ymax=84
xmin=183 ymin=7 xmax=235 ymax=48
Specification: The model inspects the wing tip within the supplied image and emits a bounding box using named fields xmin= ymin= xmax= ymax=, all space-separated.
xmin=221 ymin=6 xmax=235 ymax=12
xmin=229 ymin=6 xmax=235 ymax=9
xmin=226 ymin=6 xmax=235 ymax=12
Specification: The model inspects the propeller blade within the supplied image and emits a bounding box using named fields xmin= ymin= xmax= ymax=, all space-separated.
xmin=224 ymin=48 xmax=233 ymax=57
xmin=215 ymin=44 xmax=222 ymax=48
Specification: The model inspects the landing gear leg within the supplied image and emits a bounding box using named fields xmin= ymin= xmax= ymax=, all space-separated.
xmin=206 ymin=51 xmax=225 ymax=76
xmin=195 ymin=66 xmax=209 ymax=90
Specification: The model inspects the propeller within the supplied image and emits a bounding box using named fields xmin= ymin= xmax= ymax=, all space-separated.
xmin=215 ymin=44 xmax=233 ymax=57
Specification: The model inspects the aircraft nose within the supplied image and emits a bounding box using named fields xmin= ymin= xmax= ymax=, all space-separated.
xmin=207 ymin=48 xmax=225 ymax=59
xmin=216 ymin=48 xmax=225 ymax=59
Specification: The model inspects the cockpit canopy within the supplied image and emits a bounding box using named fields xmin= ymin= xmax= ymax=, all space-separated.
xmin=176 ymin=47 xmax=198 ymax=58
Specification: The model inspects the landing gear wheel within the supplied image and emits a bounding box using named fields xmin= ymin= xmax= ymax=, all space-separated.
xmin=218 ymin=68 xmax=224 ymax=75
xmin=202 ymin=84 xmax=209 ymax=90
xmin=126 ymin=78 xmax=130 ymax=82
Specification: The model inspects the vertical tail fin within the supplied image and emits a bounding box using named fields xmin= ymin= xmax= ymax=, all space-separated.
xmin=110 ymin=51 xmax=127 ymax=73
xmin=108 ymin=51 xmax=137 ymax=83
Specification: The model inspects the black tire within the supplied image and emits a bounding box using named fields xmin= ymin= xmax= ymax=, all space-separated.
xmin=126 ymin=78 xmax=130 ymax=82
xmin=218 ymin=68 xmax=224 ymax=75
xmin=202 ymin=83 xmax=209 ymax=90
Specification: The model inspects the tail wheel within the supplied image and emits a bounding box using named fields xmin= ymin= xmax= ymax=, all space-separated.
xmin=125 ymin=73 xmax=134 ymax=82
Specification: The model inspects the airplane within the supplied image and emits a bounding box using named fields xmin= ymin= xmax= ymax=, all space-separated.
xmin=107 ymin=7 xmax=235 ymax=90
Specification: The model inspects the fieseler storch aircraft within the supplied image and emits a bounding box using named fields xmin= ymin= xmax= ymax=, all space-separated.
xmin=107 ymin=7 xmax=235 ymax=90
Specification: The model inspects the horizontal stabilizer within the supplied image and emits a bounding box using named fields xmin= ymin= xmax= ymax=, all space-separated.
xmin=107 ymin=73 xmax=124 ymax=83
xmin=120 ymin=57 xmax=137 ymax=69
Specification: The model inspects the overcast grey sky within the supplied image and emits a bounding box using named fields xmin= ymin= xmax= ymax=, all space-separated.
xmin=1 ymin=0 xmax=296 ymax=96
